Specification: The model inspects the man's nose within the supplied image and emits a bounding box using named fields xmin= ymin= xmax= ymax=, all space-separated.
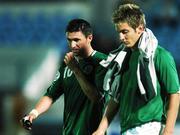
xmin=119 ymin=33 xmax=125 ymax=41
xmin=69 ymin=41 xmax=76 ymax=48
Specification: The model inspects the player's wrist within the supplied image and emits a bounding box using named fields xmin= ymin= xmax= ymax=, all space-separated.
xmin=97 ymin=127 xmax=106 ymax=134
xmin=29 ymin=109 xmax=39 ymax=119
xmin=163 ymin=128 xmax=174 ymax=135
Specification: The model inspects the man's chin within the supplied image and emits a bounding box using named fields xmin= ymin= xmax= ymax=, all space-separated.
xmin=125 ymin=44 xmax=130 ymax=47
xmin=125 ymin=44 xmax=133 ymax=48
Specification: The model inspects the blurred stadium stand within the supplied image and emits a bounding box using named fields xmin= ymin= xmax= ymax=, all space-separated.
xmin=0 ymin=1 xmax=179 ymax=62
xmin=0 ymin=11 xmax=69 ymax=47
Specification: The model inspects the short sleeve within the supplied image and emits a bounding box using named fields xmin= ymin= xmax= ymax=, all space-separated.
xmin=44 ymin=64 xmax=64 ymax=102
xmin=155 ymin=47 xmax=180 ymax=94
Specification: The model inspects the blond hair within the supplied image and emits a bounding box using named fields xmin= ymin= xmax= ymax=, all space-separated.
xmin=112 ymin=4 xmax=146 ymax=29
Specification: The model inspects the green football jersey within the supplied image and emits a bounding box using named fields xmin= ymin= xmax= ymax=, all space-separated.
xmin=115 ymin=46 xmax=179 ymax=133
xmin=44 ymin=51 xmax=107 ymax=135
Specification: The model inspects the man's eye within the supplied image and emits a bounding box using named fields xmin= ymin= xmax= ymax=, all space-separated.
xmin=67 ymin=39 xmax=71 ymax=42
xmin=74 ymin=39 xmax=79 ymax=42
xmin=122 ymin=30 xmax=128 ymax=34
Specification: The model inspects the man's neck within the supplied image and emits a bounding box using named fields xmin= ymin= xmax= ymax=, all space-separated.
xmin=131 ymin=36 xmax=141 ymax=51
xmin=131 ymin=43 xmax=138 ymax=51
xmin=84 ymin=45 xmax=94 ymax=58
xmin=78 ymin=46 xmax=94 ymax=59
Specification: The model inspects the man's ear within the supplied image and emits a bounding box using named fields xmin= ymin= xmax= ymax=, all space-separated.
xmin=88 ymin=34 xmax=93 ymax=41
xmin=136 ymin=24 xmax=144 ymax=34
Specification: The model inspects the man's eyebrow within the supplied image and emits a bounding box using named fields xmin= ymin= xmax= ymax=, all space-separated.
xmin=116 ymin=29 xmax=129 ymax=34
xmin=67 ymin=37 xmax=80 ymax=41
xmin=119 ymin=29 xmax=128 ymax=32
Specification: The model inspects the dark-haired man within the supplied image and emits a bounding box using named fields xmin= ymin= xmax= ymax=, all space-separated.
xmin=21 ymin=19 xmax=107 ymax=135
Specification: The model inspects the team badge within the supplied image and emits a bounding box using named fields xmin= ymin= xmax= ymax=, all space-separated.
xmin=83 ymin=65 xmax=94 ymax=74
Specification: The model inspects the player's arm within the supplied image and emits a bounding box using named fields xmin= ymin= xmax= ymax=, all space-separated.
xmin=156 ymin=51 xmax=180 ymax=135
xmin=92 ymin=98 xmax=119 ymax=135
xmin=163 ymin=93 xmax=180 ymax=135
xmin=24 ymin=96 xmax=53 ymax=124
xmin=28 ymin=96 xmax=53 ymax=122
xmin=20 ymin=96 xmax=53 ymax=130
xmin=64 ymin=52 xmax=102 ymax=102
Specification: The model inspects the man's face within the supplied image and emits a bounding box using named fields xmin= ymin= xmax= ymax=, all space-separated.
xmin=115 ymin=22 xmax=144 ymax=48
xmin=66 ymin=31 xmax=92 ymax=57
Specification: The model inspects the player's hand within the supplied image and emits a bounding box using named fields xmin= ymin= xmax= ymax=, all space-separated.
xmin=20 ymin=112 xmax=37 ymax=130
xmin=64 ymin=52 xmax=79 ymax=71
xmin=20 ymin=114 xmax=32 ymax=130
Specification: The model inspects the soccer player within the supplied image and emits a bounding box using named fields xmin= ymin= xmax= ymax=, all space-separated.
xmin=93 ymin=3 xmax=180 ymax=135
xmin=21 ymin=18 xmax=107 ymax=135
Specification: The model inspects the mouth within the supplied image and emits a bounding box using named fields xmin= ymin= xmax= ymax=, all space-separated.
xmin=123 ymin=42 xmax=132 ymax=48
xmin=123 ymin=40 xmax=128 ymax=44
xmin=72 ymin=49 xmax=79 ymax=53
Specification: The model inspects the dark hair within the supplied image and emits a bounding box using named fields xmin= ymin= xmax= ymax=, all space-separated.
xmin=65 ymin=19 xmax=93 ymax=37
xmin=112 ymin=4 xmax=146 ymax=29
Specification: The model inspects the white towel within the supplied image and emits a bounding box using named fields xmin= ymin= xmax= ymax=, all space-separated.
xmin=100 ymin=28 xmax=158 ymax=102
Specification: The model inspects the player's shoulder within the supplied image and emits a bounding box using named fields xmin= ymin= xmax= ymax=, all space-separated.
xmin=155 ymin=45 xmax=173 ymax=60
xmin=154 ymin=45 xmax=175 ymax=67
xmin=92 ymin=50 xmax=108 ymax=60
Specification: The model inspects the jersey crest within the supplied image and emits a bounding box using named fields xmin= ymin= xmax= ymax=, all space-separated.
xmin=82 ymin=64 xmax=94 ymax=75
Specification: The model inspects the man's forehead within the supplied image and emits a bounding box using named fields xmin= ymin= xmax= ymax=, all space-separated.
xmin=66 ymin=31 xmax=82 ymax=35
xmin=115 ymin=22 xmax=130 ymax=28
xmin=66 ymin=31 xmax=84 ymax=37
xmin=115 ymin=22 xmax=131 ymax=32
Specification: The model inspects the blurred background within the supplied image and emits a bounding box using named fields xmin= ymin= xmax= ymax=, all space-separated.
xmin=0 ymin=0 xmax=179 ymax=135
